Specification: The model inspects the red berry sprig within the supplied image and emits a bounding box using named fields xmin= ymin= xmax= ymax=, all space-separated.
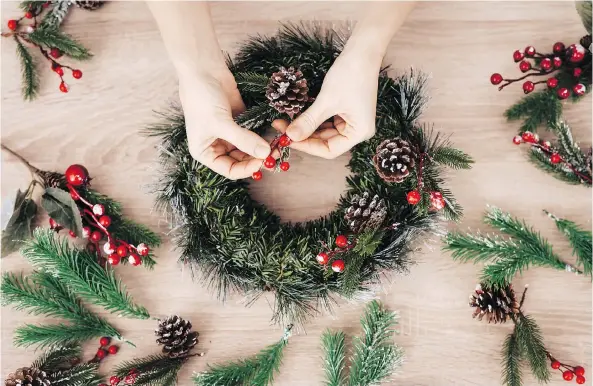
xmin=314 ymin=234 xmax=356 ymax=273
xmin=90 ymin=336 xmax=119 ymax=364
xmin=548 ymin=353 xmax=586 ymax=384
xmin=103 ymin=369 xmax=139 ymax=386
xmin=252 ymin=134 xmax=292 ymax=180
xmin=490 ymin=41 xmax=589 ymax=98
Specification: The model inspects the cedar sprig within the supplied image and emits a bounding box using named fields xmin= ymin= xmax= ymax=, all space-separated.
xmin=545 ymin=210 xmax=592 ymax=276
xmin=21 ymin=228 xmax=150 ymax=319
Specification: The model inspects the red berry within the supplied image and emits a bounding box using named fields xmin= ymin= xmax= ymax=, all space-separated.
xmin=331 ymin=259 xmax=345 ymax=273
xmin=553 ymin=57 xmax=562 ymax=68
xmin=252 ymin=171 xmax=263 ymax=180
xmin=573 ymin=83 xmax=587 ymax=96
xmin=553 ymin=42 xmax=565 ymax=54
xmin=522 ymin=81 xmax=535 ymax=94
xmin=512 ymin=136 xmax=522 ymax=145
xmin=279 ymin=161 xmax=290 ymax=171
xmin=103 ymin=242 xmax=115 ymax=255
xmin=65 ymin=164 xmax=88 ymax=186
xmin=96 ymin=349 xmax=107 ymax=360
xmin=124 ymin=375 xmax=136 ymax=384
xmin=524 ymin=46 xmax=536 ymax=57
xmin=99 ymin=215 xmax=112 ymax=228
xmin=547 ymin=77 xmax=559 ymax=88
xmin=406 ymin=190 xmax=421 ymax=205
xmin=116 ymin=245 xmax=128 ymax=257
xmin=540 ymin=58 xmax=552 ymax=71
xmin=49 ymin=218 xmax=58 ymax=229
xmin=264 ymin=156 xmax=276 ymax=169
xmin=557 ymin=87 xmax=570 ymax=99
xmin=100 ymin=336 xmax=111 ymax=346
xmin=108 ymin=345 xmax=119 ymax=354
xmin=59 ymin=81 xmax=68 ymax=93
xmin=550 ymin=153 xmax=562 ymax=164
xmin=490 ymin=73 xmax=503 ymax=85
xmin=551 ymin=360 xmax=561 ymax=369
xmin=279 ymin=134 xmax=291 ymax=147
xmin=50 ymin=48 xmax=62 ymax=59
xmin=575 ymin=367 xmax=586 ymax=376
xmin=563 ymin=370 xmax=574 ymax=381
xmin=108 ymin=254 xmax=120 ymax=266
xmin=574 ymin=68 xmax=583 ymax=77
xmin=136 ymin=243 xmax=149 ymax=256
xmin=316 ymin=252 xmax=329 ymax=265
xmin=541 ymin=140 xmax=551 ymax=149
xmin=25 ymin=11 xmax=33 ymax=19
xmin=90 ymin=231 xmax=103 ymax=243
xmin=93 ymin=204 xmax=105 ymax=216
xmin=69 ymin=230 xmax=76 ymax=238
xmin=109 ymin=376 xmax=121 ymax=385
xmin=53 ymin=64 xmax=64 ymax=76
xmin=576 ymin=375 xmax=586 ymax=384
xmin=522 ymin=131 xmax=535 ymax=143
xmin=512 ymin=50 xmax=524 ymax=62
xmin=128 ymin=253 xmax=141 ymax=266
xmin=7 ymin=20 xmax=18 ymax=30
xmin=335 ymin=235 xmax=348 ymax=248
xmin=429 ymin=191 xmax=445 ymax=211
xmin=519 ymin=60 xmax=532 ymax=73
xmin=568 ymin=44 xmax=586 ymax=63
xmin=72 ymin=69 xmax=83 ymax=79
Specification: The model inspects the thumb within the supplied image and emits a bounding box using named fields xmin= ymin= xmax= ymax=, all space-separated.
xmin=219 ymin=121 xmax=271 ymax=159
xmin=287 ymin=99 xmax=333 ymax=141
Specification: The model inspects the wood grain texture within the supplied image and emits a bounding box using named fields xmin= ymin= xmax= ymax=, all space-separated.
xmin=1 ymin=2 xmax=591 ymax=385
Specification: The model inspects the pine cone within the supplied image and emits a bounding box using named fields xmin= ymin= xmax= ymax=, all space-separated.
xmin=372 ymin=138 xmax=416 ymax=183
xmin=586 ymin=147 xmax=592 ymax=176
xmin=36 ymin=171 xmax=66 ymax=188
xmin=75 ymin=0 xmax=105 ymax=10
xmin=5 ymin=367 xmax=51 ymax=386
xmin=266 ymin=67 xmax=310 ymax=118
xmin=344 ymin=192 xmax=387 ymax=233
xmin=580 ymin=35 xmax=592 ymax=52
xmin=469 ymin=283 xmax=519 ymax=324
xmin=155 ymin=315 xmax=199 ymax=358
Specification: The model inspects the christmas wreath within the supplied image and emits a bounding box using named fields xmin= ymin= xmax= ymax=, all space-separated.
xmin=148 ymin=24 xmax=473 ymax=324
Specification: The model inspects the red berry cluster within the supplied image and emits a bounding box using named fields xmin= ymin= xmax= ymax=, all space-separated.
xmin=512 ymin=131 xmax=592 ymax=184
xmin=490 ymin=42 xmax=589 ymax=99
xmin=99 ymin=369 xmax=139 ymax=386
xmin=4 ymin=3 xmax=83 ymax=93
xmin=549 ymin=356 xmax=586 ymax=384
xmin=252 ymin=134 xmax=292 ymax=181
xmin=406 ymin=189 xmax=445 ymax=211
xmin=50 ymin=164 xmax=150 ymax=267
xmin=315 ymin=234 xmax=353 ymax=273
xmin=92 ymin=336 xmax=119 ymax=363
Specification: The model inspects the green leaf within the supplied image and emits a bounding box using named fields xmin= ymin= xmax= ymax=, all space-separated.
xmin=2 ymin=189 xmax=37 ymax=256
xmin=28 ymin=28 xmax=92 ymax=60
xmin=41 ymin=187 xmax=83 ymax=237
xmin=576 ymin=1 xmax=592 ymax=34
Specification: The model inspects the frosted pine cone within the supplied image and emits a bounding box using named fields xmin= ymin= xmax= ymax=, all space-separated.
xmin=155 ymin=315 xmax=199 ymax=358
xmin=75 ymin=0 xmax=105 ymax=10
xmin=469 ymin=283 xmax=519 ymax=324
xmin=373 ymin=138 xmax=416 ymax=183
xmin=5 ymin=367 xmax=51 ymax=386
xmin=266 ymin=67 xmax=310 ymax=118
xmin=344 ymin=192 xmax=387 ymax=233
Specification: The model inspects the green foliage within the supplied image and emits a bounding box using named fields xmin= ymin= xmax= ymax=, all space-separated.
xmin=504 ymin=90 xmax=562 ymax=134
xmin=15 ymin=36 xmax=39 ymax=101
xmin=42 ymin=187 xmax=84 ymax=237
xmin=321 ymin=331 xmax=346 ymax=386
xmin=21 ymin=229 xmax=149 ymax=319
xmin=40 ymin=0 xmax=74 ymax=29
xmin=546 ymin=211 xmax=592 ymax=276
xmin=193 ymin=326 xmax=291 ymax=386
xmin=114 ymin=354 xmax=189 ymax=386
xmin=502 ymin=331 xmax=523 ymax=386
xmin=28 ymin=28 xmax=91 ymax=60
xmin=576 ymin=1 xmax=592 ymax=34
xmin=2 ymin=188 xmax=37 ymax=256
xmin=515 ymin=314 xmax=550 ymax=383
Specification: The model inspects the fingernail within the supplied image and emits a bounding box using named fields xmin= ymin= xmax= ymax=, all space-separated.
xmin=255 ymin=144 xmax=270 ymax=159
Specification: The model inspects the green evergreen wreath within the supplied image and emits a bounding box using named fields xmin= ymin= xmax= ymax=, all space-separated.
xmin=147 ymin=24 xmax=473 ymax=324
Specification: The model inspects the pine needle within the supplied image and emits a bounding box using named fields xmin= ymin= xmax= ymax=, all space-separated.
xmin=504 ymin=90 xmax=561 ymax=133
xmin=515 ymin=314 xmax=550 ymax=383
xmin=545 ymin=211 xmax=592 ymax=276
xmin=28 ymin=28 xmax=92 ymax=60
xmin=501 ymin=330 xmax=523 ymax=386
xmin=321 ymin=330 xmax=346 ymax=386
xmin=14 ymin=36 xmax=39 ymax=101
xmin=114 ymin=354 xmax=188 ymax=386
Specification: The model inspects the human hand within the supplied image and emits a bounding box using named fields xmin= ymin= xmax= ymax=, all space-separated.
xmin=179 ymin=70 xmax=270 ymax=179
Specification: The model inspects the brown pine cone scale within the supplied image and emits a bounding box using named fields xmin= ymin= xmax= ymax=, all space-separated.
xmin=5 ymin=367 xmax=51 ymax=386
xmin=155 ymin=315 xmax=199 ymax=358
xmin=469 ymin=283 xmax=519 ymax=324
xmin=75 ymin=0 xmax=105 ymax=10
xmin=266 ymin=67 xmax=310 ymax=118
xmin=344 ymin=192 xmax=387 ymax=233
xmin=373 ymin=138 xmax=416 ymax=183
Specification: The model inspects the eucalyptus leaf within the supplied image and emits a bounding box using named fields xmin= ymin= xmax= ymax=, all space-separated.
xmin=2 ymin=190 xmax=38 ymax=256
xmin=41 ymin=188 xmax=83 ymax=237
xmin=576 ymin=1 xmax=592 ymax=34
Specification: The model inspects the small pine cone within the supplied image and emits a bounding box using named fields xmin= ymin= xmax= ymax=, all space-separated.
xmin=266 ymin=67 xmax=310 ymax=118
xmin=469 ymin=283 xmax=519 ymax=324
xmin=586 ymin=147 xmax=592 ymax=176
xmin=75 ymin=0 xmax=105 ymax=10
xmin=344 ymin=192 xmax=387 ymax=233
xmin=36 ymin=170 xmax=66 ymax=188
xmin=580 ymin=35 xmax=592 ymax=51
xmin=5 ymin=367 xmax=51 ymax=386
xmin=155 ymin=315 xmax=199 ymax=358
xmin=373 ymin=138 xmax=416 ymax=183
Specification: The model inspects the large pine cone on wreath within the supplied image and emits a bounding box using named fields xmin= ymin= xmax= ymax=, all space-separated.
xmin=266 ymin=67 xmax=310 ymax=117
xmin=75 ymin=0 xmax=105 ymax=10
xmin=5 ymin=367 xmax=51 ymax=386
xmin=469 ymin=283 xmax=519 ymax=324
xmin=344 ymin=192 xmax=387 ymax=233
xmin=373 ymin=138 xmax=416 ymax=183
xmin=155 ymin=315 xmax=199 ymax=358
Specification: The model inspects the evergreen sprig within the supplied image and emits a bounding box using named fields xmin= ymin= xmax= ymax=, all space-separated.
xmin=14 ymin=35 xmax=39 ymax=101
xmin=502 ymin=331 xmax=523 ymax=386
xmin=28 ymin=28 xmax=91 ymax=60
xmin=21 ymin=228 xmax=150 ymax=319
xmin=505 ymin=90 xmax=562 ymax=134
xmin=113 ymin=354 xmax=190 ymax=386
xmin=515 ymin=313 xmax=549 ymax=383
xmin=321 ymin=331 xmax=346 ymax=386
xmin=40 ymin=0 xmax=73 ymax=29
xmin=546 ymin=210 xmax=592 ymax=276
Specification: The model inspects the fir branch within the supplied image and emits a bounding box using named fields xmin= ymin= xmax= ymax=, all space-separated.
xmin=32 ymin=343 xmax=82 ymax=370
xmin=50 ymin=362 xmax=103 ymax=386
xmin=431 ymin=145 xmax=474 ymax=169
xmin=14 ymin=323 xmax=109 ymax=349
xmin=235 ymin=72 xmax=270 ymax=94
xmin=502 ymin=330 xmax=523 ymax=386
xmin=40 ymin=0 xmax=73 ymax=29
xmin=545 ymin=211 xmax=592 ymax=276
xmin=15 ymin=36 xmax=39 ymax=101
xmin=515 ymin=313 xmax=550 ymax=383
xmin=529 ymin=147 xmax=583 ymax=185
xmin=347 ymin=300 xmax=403 ymax=386
xmin=28 ymin=28 xmax=91 ymax=60
xmin=114 ymin=354 xmax=188 ymax=386
xmin=321 ymin=330 xmax=346 ymax=386
xmin=21 ymin=229 xmax=150 ymax=319
xmin=340 ymin=231 xmax=382 ymax=297
xmin=504 ymin=90 xmax=561 ymax=133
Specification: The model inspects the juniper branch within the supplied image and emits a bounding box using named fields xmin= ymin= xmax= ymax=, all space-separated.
xmin=321 ymin=330 xmax=346 ymax=386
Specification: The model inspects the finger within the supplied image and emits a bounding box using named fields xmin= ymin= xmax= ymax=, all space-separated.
xmin=286 ymin=100 xmax=333 ymax=141
xmin=206 ymin=154 xmax=262 ymax=180
xmin=228 ymin=149 xmax=250 ymax=162
xmin=219 ymin=121 xmax=271 ymax=159
xmin=272 ymin=119 xmax=289 ymax=134
xmin=310 ymin=127 xmax=339 ymax=140
xmin=289 ymin=134 xmax=357 ymax=159
xmin=228 ymin=90 xmax=246 ymax=118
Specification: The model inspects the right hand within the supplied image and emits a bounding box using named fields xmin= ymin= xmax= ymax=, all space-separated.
xmin=179 ymin=70 xmax=271 ymax=180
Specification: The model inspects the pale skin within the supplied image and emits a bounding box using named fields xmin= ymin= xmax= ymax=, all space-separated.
xmin=148 ymin=2 xmax=416 ymax=179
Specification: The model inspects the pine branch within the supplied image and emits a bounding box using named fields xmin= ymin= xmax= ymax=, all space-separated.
xmin=339 ymin=231 xmax=382 ymax=297
xmin=515 ymin=313 xmax=550 ymax=383
xmin=321 ymin=330 xmax=346 ymax=386
xmin=28 ymin=28 xmax=91 ymax=60
xmin=235 ymin=72 xmax=270 ymax=94
xmin=40 ymin=0 xmax=73 ymax=29
xmin=14 ymin=36 xmax=39 ymax=101
xmin=347 ymin=300 xmax=403 ymax=386
xmin=114 ymin=354 xmax=188 ymax=386
xmin=504 ymin=90 xmax=562 ymax=133
xmin=545 ymin=211 xmax=592 ymax=276
xmin=32 ymin=343 xmax=82 ymax=371
xmin=14 ymin=323 xmax=111 ymax=349
xmin=528 ymin=147 xmax=583 ymax=185
xmin=431 ymin=145 xmax=474 ymax=169
xmin=50 ymin=362 xmax=103 ymax=386
xmin=21 ymin=229 xmax=150 ymax=319
xmin=502 ymin=330 xmax=523 ymax=386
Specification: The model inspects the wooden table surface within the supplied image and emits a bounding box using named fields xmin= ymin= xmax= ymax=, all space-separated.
xmin=1 ymin=2 xmax=591 ymax=385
